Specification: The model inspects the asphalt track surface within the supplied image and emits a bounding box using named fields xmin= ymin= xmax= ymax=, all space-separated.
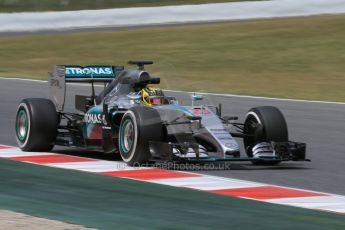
xmin=1 ymin=78 xmax=344 ymax=196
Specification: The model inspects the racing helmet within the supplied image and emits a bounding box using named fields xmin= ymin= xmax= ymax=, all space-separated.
xmin=141 ymin=87 xmax=168 ymax=107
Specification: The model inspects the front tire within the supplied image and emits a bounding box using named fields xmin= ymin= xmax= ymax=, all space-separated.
xmin=119 ymin=106 xmax=163 ymax=166
xmin=15 ymin=98 xmax=58 ymax=151
xmin=243 ymin=106 xmax=288 ymax=165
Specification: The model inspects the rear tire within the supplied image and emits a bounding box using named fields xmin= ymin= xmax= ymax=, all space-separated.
xmin=243 ymin=106 xmax=288 ymax=165
xmin=119 ymin=106 xmax=163 ymax=166
xmin=15 ymin=98 xmax=58 ymax=151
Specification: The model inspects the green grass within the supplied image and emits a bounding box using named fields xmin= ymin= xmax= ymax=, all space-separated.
xmin=0 ymin=0 xmax=262 ymax=12
xmin=1 ymin=15 xmax=345 ymax=102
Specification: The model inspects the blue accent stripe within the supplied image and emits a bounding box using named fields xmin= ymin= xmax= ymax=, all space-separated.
xmin=155 ymin=104 xmax=194 ymax=116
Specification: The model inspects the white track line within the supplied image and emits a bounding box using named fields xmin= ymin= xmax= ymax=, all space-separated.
xmin=0 ymin=147 xmax=54 ymax=157
xmin=47 ymin=160 xmax=150 ymax=172
xmin=1 ymin=77 xmax=345 ymax=105
xmin=267 ymin=196 xmax=345 ymax=213
xmin=148 ymin=176 xmax=265 ymax=190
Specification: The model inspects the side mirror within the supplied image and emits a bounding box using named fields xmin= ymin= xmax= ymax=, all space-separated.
xmin=192 ymin=94 xmax=203 ymax=101
xmin=222 ymin=116 xmax=238 ymax=124
xmin=191 ymin=94 xmax=203 ymax=106
xmin=149 ymin=77 xmax=160 ymax=84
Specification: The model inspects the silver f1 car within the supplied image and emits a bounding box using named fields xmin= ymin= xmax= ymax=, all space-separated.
xmin=15 ymin=61 xmax=306 ymax=165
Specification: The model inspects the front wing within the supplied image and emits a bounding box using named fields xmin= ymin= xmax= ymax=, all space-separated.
xmin=148 ymin=141 xmax=308 ymax=163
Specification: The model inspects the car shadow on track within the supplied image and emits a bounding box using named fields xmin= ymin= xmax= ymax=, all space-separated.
xmin=52 ymin=147 xmax=310 ymax=171
xmin=185 ymin=163 xmax=310 ymax=171
xmin=230 ymin=164 xmax=311 ymax=170
xmin=52 ymin=147 xmax=120 ymax=161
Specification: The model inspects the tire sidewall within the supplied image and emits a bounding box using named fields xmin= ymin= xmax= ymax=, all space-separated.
xmin=244 ymin=106 xmax=287 ymax=165
xmin=118 ymin=106 xmax=163 ymax=165
xmin=246 ymin=111 xmax=262 ymax=125
xmin=243 ymin=110 xmax=263 ymax=156
xmin=119 ymin=110 xmax=139 ymax=163
xmin=15 ymin=98 xmax=58 ymax=152
xmin=15 ymin=102 xmax=31 ymax=149
xmin=244 ymin=107 xmax=288 ymax=146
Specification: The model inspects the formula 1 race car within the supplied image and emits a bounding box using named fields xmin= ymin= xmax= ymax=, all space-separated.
xmin=15 ymin=61 xmax=307 ymax=166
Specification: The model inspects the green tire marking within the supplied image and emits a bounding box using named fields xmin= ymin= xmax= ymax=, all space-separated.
xmin=16 ymin=109 xmax=28 ymax=142
xmin=119 ymin=117 xmax=132 ymax=155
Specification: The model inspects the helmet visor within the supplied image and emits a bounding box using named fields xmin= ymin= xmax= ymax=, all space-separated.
xmin=149 ymin=96 xmax=168 ymax=106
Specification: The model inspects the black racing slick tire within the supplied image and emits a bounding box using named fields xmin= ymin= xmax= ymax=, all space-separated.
xmin=119 ymin=106 xmax=163 ymax=166
xmin=243 ymin=106 xmax=288 ymax=165
xmin=15 ymin=98 xmax=58 ymax=152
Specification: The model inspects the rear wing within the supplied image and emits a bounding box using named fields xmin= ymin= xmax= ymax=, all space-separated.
xmin=48 ymin=65 xmax=124 ymax=111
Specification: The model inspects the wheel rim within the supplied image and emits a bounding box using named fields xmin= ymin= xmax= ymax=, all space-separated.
xmin=244 ymin=114 xmax=262 ymax=156
xmin=120 ymin=118 xmax=135 ymax=155
xmin=123 ymin=121 xmax=134 ymax=152
xmin=16 ymin=109 xmax=28 ymax=142
xmin=245 ymin=115 xmax=259 ymax=140
xmin=246 ymin=115 xmax=259 ymax=133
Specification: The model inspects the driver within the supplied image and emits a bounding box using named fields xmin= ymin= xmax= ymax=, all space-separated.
xmin=140 ymin=87 xmax=169 ymax=107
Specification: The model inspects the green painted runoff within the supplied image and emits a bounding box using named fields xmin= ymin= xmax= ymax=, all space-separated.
xmin=0 ymin=158 xmax=343 ymax=229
